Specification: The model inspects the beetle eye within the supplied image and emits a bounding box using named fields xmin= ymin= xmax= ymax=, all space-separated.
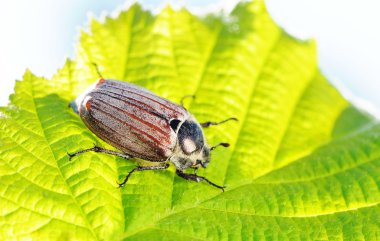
xmin=169 ymin=119 xmax=181 ymax=132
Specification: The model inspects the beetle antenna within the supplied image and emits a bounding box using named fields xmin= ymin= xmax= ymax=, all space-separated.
xmin=210 ymin=142 xmax=230 ymax=151
xmin=92 ymin=62 xmax=103 ymax=79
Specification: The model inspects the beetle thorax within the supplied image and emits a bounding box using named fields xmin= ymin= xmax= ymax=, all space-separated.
xmin=170 ymin=117 xmax=211 ymax=171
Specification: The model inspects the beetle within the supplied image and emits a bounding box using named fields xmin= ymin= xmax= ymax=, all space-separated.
xmin=68 ymin=78 xmax=237 ymax=191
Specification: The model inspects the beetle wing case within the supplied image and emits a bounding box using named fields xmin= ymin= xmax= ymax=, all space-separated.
xmin=72 ymin=79 xmax=190 ymax=162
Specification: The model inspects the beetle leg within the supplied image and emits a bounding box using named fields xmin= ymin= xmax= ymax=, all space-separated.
xmin=67 ymin=145 xmax=133 ymax=161
xmin=180 ymin=95 xmax=195 ymax=107
xmin=91 ymin=62 xmax=104 ymax=79
xmin=192 ymin=166 xmax=199 ymax=174
xmin=200 ymin=117 xmax=238 ymax=128
xmin=176 ymin=170 xmax=226 ymax=192
xmin=210 ymin=142 xmax=230 ymax=151
xmin=118 ymin=163 xmax=170 ymax=188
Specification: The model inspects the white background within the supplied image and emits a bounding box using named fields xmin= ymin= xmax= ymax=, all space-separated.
xmin=1 ymin=0 xmax=379 ymax=115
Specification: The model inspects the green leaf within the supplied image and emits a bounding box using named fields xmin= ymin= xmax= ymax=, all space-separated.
xmin=1 ymin=1 xmax=380 ymax=240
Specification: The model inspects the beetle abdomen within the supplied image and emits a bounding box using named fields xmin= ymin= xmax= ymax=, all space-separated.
xmin=74 ymin=79 xmax=189 ymax=161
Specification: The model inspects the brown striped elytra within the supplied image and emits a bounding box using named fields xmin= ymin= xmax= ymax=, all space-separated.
xmin=68 ymin=78 xmax=237 ymax=191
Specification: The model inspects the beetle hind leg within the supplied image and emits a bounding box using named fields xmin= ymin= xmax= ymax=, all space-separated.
xmin=176 ymin=170 xmax=226 ymax=192
xmin=67 ymin=145 xmax=133 ymax=161
xmin=118 ymin=163 xmax=170 ymax=188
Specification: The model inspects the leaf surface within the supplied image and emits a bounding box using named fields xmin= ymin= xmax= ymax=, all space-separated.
xmin=1 ymin=1 xmax=380 ymax=240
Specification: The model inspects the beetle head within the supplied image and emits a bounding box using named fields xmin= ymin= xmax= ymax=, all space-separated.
xmin=170 ymin=117 xmax=211 ymax=170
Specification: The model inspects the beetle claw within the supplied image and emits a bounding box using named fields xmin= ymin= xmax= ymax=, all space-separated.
xmin=67 ymin=152 xmax=74 ymax=161
xmin=117 ymin=181 xmax=125 ymax=188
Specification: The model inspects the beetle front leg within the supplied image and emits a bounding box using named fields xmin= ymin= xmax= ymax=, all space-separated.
xmin=67 ymin=145 xmax=133 ymax=161
xmin=200 ymin=117 xmax=238 ymax=128
xmin=176 ymin=170 xmax=226 ymax=192
xmin=118 ymin=163 xmax=170 ymax=188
